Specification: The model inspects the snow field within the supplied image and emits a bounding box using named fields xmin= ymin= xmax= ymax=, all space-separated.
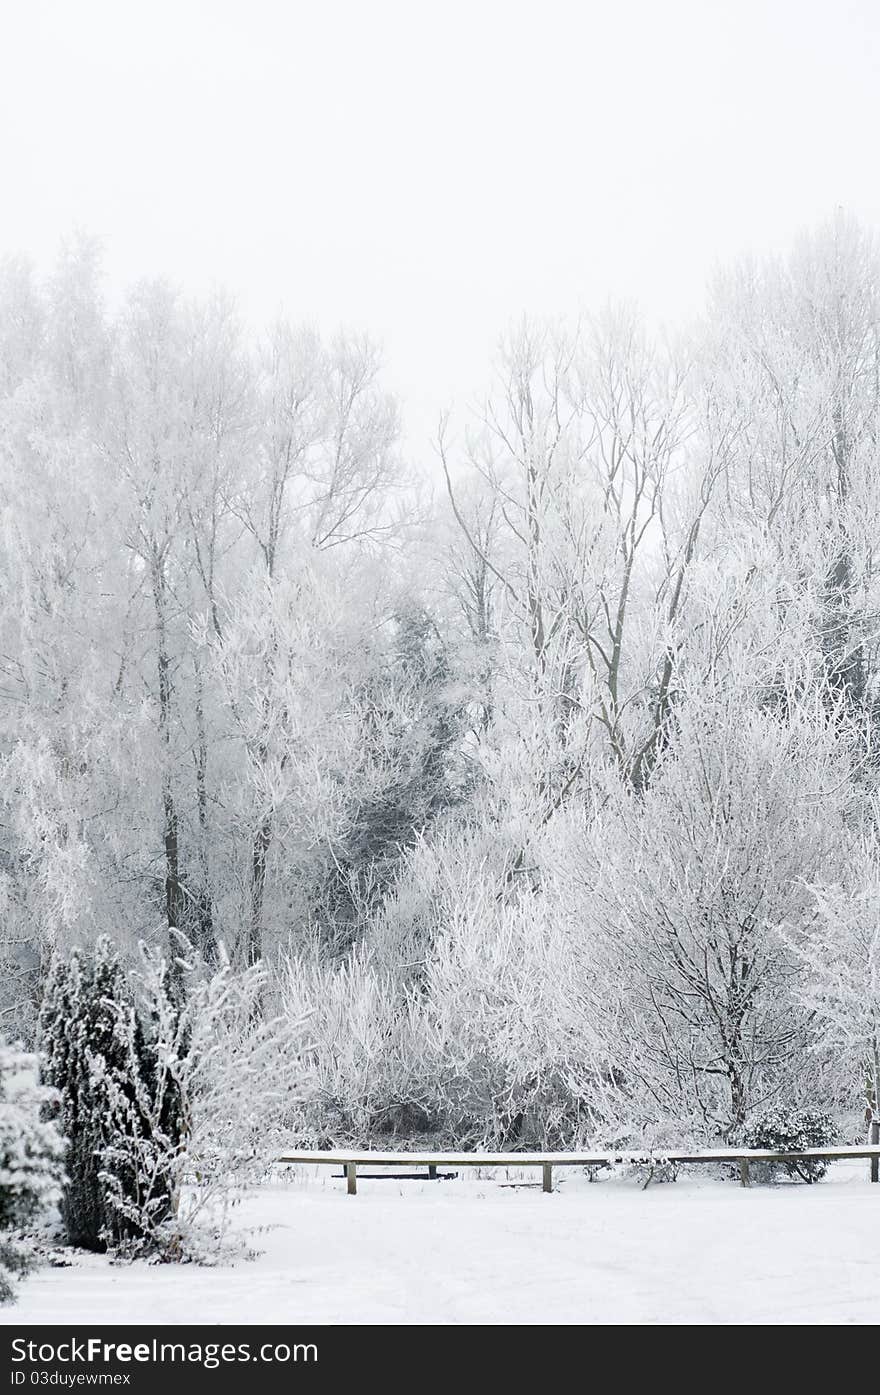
xmin=4 ymin=1162 xmax=880 ymax=1325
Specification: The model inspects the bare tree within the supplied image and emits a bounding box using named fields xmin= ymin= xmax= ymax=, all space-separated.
xmin=440 ymin=312 xmax=722 ymax=809
xmin=581 ymin=686 xmax=853 ymax=1136
xmin=220 ymin=324 xmax=402 ymax=963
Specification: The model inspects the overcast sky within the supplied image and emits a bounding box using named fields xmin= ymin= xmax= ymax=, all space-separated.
xmin=2 ymin=0 xmax=878 ymax=456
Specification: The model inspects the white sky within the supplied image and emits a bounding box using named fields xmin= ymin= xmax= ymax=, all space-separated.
xmin=1 ymin=0 xmax=879 ymax=457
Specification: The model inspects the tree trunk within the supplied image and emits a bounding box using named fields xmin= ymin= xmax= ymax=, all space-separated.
xmin=823 ymin=403 xmax=865 ymax=712
xmin=153 ymin=552 xmax=186 ymax=997
xmin=248 ymin=813 xmax=272 ymax=966
xmin=870 ymin=1049 xmax=880 ymax=1183
xmin=192 ymin=660 xmax=217 ymax=963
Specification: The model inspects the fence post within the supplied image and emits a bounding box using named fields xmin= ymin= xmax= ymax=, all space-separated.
xmin=543 ymin=1162 xmax=553 ymax=1194
xmin=871 ymin=1120 xmax=879 ymax=1183
xmin=738 ymin=1157 xmax=751 ymax=1188
xmin=346 ymin=1162 xmax=357 ymax=1196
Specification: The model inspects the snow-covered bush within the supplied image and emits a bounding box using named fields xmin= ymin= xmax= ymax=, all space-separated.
xmin=141 ymin=941 xmax=310 ymax=1253
xmin=0 ymin=1042 xmax=65 ymax=1302
xmin=738 ymin=1108 xmax=838 ymax=1183
xmin=283 ymin=817 xmax=627 ymax=1150
xmin=41 ymin=934 xmax=309 ymax=1260
xmin=282 ymin=948 xmax=433 ymax=1141
xmin=415 ymin=849 xmax=620 ymax=1148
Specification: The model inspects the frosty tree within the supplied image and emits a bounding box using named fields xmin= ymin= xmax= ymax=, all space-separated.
xmin=40 ymin=932 xmax=309 ymax=1259
xmin=789 ymin=837 xmax=880 ymax=1170
xmin=0 ymin=1042 xmax=65 ymax=1302
xmin=579 ymin=688 xmax=854 ymax=1138
xmin=39 ymin=935 xmax=181 ymax=1253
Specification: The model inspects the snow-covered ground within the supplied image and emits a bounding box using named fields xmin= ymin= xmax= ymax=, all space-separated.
xmin=4 ymin=1162 xmax=880 ymax=1325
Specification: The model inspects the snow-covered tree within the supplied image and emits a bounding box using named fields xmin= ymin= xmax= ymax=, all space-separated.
xmin=40 ymin=933 xmax=307 ymax=1259
xmin=788 ymin=836 xmax=880 ymax=1144
xmin=578 ymin=687 xmax=854 ymax=1138
xmin=705 ymin=214 xmax=880 ymax=727
xmin=119 ymin=939 xmax=309 ymax=1255
xmin=39 ymin=935 xmax=179 ymax=1252
xmin=439 ymin=311 xmax=722 ymax=795
xmin=0 ymin=1042 xmax=65 ymax=1302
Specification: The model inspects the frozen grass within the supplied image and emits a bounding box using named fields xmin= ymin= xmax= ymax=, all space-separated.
xmin=4 ymin=1162 xmax=880 ymax=1325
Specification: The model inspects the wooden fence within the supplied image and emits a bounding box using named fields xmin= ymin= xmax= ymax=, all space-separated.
xmin=277 ymin=1144 xmax=880 ymax=1194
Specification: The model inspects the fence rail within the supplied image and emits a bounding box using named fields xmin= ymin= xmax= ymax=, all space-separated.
xmin=276 ymin=1144 xmax=880 ymax=1194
